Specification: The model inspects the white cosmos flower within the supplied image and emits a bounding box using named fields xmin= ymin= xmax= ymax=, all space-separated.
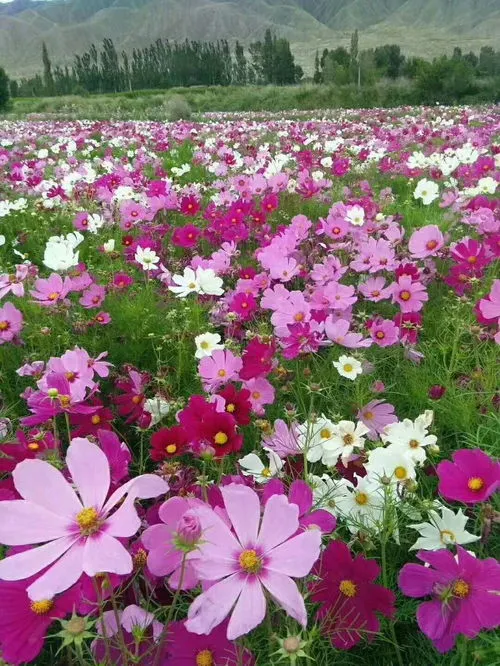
xmin=381 ymin=414 xmax=437 ymax=464
xmin=335 ymin=475 xmax=386 ymax=533
xmin=414 ymin=178 xmax=439 ymax=205
xmin=43 ymin=237 xmax=80 ymax=271
xmin=169 ymin=267 xmax=200 ymax=298
xmin=87 ymin=213 xmax=105 ymax=233
xmin=309 ymin=473 xmax=353 ymax=517
xmin=365 ymin=445 xmax=416 ymax=484
xmin=477 ymin=176 xmax=497 ymax=194
xmin=195 ymin=267 xmax=224 ymax=296
xmin=333 ymin=355 xmax=363 ymax=380
xmin=409 ymin=506 xmax=480 ymax=551
xmin=194 ymin=332 xmax=224 ymax=359
xmin=296 ymin=415 xmax=337 ymax=463
xmin=239 ymin=449 xmax=284 ymax=484
xmin=135 ymin=247 xmax=160 ymax=271
xmin=322 ymin=420 xmax=370 ymax=467
xmin=103 ymin=239 xmax=115 ymax=253
xmin=143 ymin=395 xmax=170 ymax=426
xmin=345 ymin=204 xmax=365 ymax=227
xmin=0 ymin=235 xmax=5 ymax=247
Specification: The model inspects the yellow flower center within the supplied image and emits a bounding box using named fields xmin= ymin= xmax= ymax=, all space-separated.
xmin=27 ymin=442 xmax=40 ymax=451
xmin=134 ymin=548 xmax=148 ymax=569
xmin=355 ymin=492 xmax=369 ymax=505
xmin=261 ymin=467 xmax=272 ymax=478
xmin=339 ymin=579 xmax=357 ymax=597
xmin=409 ymin=439 xmax=420 ymax=449
xmin=196 ymin=650 xmax=214 ymax=666
xmin=252 ymin=391 xmax=261 ymax=400
xmin=200 ymin=341 xmax=209 ymax=349
xmin=76 ymin=507 xmax=100 ymax=535
xmin=217 ymin=369 xmax=227 ymax=378
xmin=294 ymin=312 xmax=305 ymax=322
xmin=132 ymin=395 xmax=142 ymax=405
xmin=188 ymin=282 xmax=197 ymax=289
xmin=226 ymin=403 xmax=235 ymax=413
xmin=394 ymin=466 xmax=407 ymax=480
xmin=452 ymin=579 xmax=470 ymax=599
xmin=363 ymin=411 xmax=374 ymax=420
xmin=440 ymin=529 xmax=456 ymax=544
xmin=343 ymin=434 xmax=354 ymax=446
xmin=467 ymin=477 xmax=484 ymax=491
xmin=0 ymin=321 xmax=9 ymax=331
xmin=343 ymin=364 xmax=353 ymax=373
xmin=59 ymin=395 xmax=71 ymax=408
xmin=400 ymin=290 xmax=411 ymax=301
xmin=166 ymin=444 xmax=177 ymax=454
xmin=239 ymin=549 xmax=262 ymax=574
xmin=30 ymin=599 xmax=54 ymax=615
xmin=214 ymin=431 xmax=228 ymax=446
xmin=91 ymin=414 xmax=101 ymax=425
xmin=48 ymin=292 xmax=60 ymax=301
xmin=320 ymin=428 xmax=332 ymax=439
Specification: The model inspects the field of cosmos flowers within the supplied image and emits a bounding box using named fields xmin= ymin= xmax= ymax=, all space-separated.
xmin=0 ymin=104 xmax=499 ymax=666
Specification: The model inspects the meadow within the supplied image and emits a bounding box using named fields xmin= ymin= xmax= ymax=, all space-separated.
xmin=0 ymin=104 xmax=499 ymax=666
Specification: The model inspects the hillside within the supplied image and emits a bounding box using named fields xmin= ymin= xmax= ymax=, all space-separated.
xmin=1 ymin=0 xmax=499 ymax=78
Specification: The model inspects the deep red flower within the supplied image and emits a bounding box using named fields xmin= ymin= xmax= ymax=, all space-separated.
xmin=172 ymin=224 xmax=201 ymax=248
xmin=180 ymin=195 xmax=200 ymax=217
xmin=230 ymin=292 xmax=257 ymax=321
xmin=114 ymin=368 xmax=151 ymax=426
xmin=218 ymin=384 xmax=252 ymax=426
xmin=150 ymin=425 xmax=189 ymax=462
xmin=310 ymin=540 xmax=395 ymax=650
xmin=239 ymin=338 xmax=275 ymax=380
xmin=71 ymin=398 xmax=114 ymax=437
xmin=393 ymin=312 xmax=422 ymax=344
xmin=180 ymin=397 xmax=242 ymax=457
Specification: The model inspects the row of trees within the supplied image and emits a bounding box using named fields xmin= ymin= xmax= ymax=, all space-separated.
xmin=313 ymin=34 xmax=500 ymax=94
xmin=14 ymin=31 xmax=302 ymax=97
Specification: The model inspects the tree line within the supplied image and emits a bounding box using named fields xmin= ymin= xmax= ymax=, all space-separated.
xmin=11 ymin=30 xmax=302 ymax=97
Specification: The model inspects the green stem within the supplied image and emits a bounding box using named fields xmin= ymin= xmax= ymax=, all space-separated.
xmin=459 ymin=636 xmax=468 ymax=666
xmin=381 ymin=535 xmax=403 ymax=666
xmin=106 ymin=574 xmax=131 ymax=666
xmin=92 ymin=578 xmax=112 ymax=666
xmin=64 ymin=412 xmax=72 ymax=446
xmin=152 ymin=555 xmax=187 ymax=666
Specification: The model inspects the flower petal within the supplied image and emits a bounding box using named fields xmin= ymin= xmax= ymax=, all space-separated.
xmin=104 ymin=497 xmax=141 ymax=538
xmin=266 ymin=530 xmax=321 ymax=577
xmin=83 ymin=533 xmax=133 ymax=577
xmin=221 ymin=484 xmax=260 ymax=548
xmin=261 ymin=570 xmax=306 ymax=626
xmin=66 ymin=438 xmax=110 ymax=511
xmin=27 ymin=541 xmax=85 ymax=601
xmin=12 ymin=458 xmax=81 ymax=518
xmin=0 ymin=536 xmax=76 ymax=582
xmin=227 ymin=578 xmax=266 ymax=640
xmin=0 ymin=500 xmax=72 ymax=545
xmin=185 ymin=573 xmax=244 ymax=636
xmin=102 ymin=474 xmax=168 ymax=514
xmin=257 ymin=494 xmax=299 ymax=553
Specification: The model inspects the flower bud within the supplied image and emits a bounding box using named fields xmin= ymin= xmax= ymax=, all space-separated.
xmin=283 ymin=636 xmax=301 ymax=654
xmin=177 ymin=510 xmax=202 ymax=546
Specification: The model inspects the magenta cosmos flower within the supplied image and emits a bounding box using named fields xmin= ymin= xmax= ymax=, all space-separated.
xmin=398 ymin=547 xmax=500 ymax=653
xmin=310 ymin=540 xmax=395 ymax=649
xmin=0 ymin=438 xmax=168 ymax=601
xmin=408 ymin=225 xmax=444 ymax=259
xmin=185 ymin=484 xmax=321 ymax=640
xmin=0 ymin=576 xmax=81 ymax=665
xmin=166 ymin=620 xmax=255 ymax=665
xmin=0 ymin=301 xmax=23 ymax=344
xmin=437 ymin=448 xmax=499 ymax=504
xmin=198 ymin=349 xmax=242 ymax=392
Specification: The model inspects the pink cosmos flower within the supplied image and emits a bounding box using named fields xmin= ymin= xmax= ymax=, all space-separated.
xmin=281 ymin=321 xmax=322 ymax=359
xmin=199 ymin=349 xmax=242 ymax=392
xmin=437 ymin=449 xmax=500 ymax=504
xmin=478 ymin=280 xmax=500 ymax=342
xmin=324 ymin=317 xmax=371 ymax=348
xmin=44 ymin=347 xmax=96 ymax=391
xmin=358 ymin=400 xmax=398 ymax=440
xmin=324 ymin=281 xmax=358 ymax=311
xmin=142 ymin=496 xmax=203 ymax=590
xmin=398 ymin=547 xmax=500 ymax=653
xmin=358 ymin=276 xmax=393 ymax=302
xmin=0 ymin=302 xmax=23 ymax=344
xmin=0 ymin=438 xmax=168 ymax=600
xmin=368 ymin=318 xmax=400 ymax=347
xmin=451 ymin=238 xmax=488 ymax=269
xmin=408 ymin=225 xmax=444 ymax=259
xmin=31 ymin=273 xmax=71 ymax=307
xmin=186 ymin=484 xmax=321 ymax=639
xmin=0 ymin=576 xmax=81 ymax=666
xmin=120 ymin=200 xmax=147 ymax=229
xmin=262 ymin=419 xmax=301 ymax=458
xmin=243 ymin=377 xmax=275 ymax=414
xmin=391 ymin=276 xmax=428 ymax=313
xmin=262 ymin=479 xmax=336 ymax=534
xmin=79 ymin=284 xmax=106 ymax=309
xmin=0 ymin=264 xmax=29 ymax=299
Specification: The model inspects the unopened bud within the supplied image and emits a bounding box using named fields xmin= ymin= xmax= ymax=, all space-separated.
xmin=283 ymin=637 xmax=301 ymax=654
xmin=177 ymin=510 xmax=202 ymax=546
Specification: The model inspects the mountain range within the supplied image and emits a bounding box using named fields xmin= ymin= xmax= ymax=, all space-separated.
xmin=1 ymin=0 xmax=499 ymax=78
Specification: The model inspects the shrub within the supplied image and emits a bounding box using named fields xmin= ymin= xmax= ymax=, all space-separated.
xmin=0 ymin=66 xmax=11 ymax=112
xmin=163 ymin=94 xmax=192 ymax=121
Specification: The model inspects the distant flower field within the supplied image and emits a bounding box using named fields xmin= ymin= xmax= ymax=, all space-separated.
xmin=0 ymin=105 xmax=499 ymax=666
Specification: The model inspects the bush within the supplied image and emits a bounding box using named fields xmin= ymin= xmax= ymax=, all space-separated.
xmin=0 ymin=66 xmax=11 ymax=112
xmin=163 ymin=94 xmax=192 ymax=121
